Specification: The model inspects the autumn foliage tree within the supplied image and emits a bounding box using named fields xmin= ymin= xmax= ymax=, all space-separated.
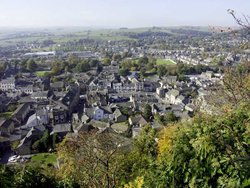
xmin=56 ymin=131 xmax=129 ymax=188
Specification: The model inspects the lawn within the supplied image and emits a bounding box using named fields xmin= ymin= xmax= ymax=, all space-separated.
xmin=0 ymin=112 xmax=13 ymax=119
xmin=30 ymin=153 xmax=57 ymax=166
xmin=35 ymin=71 xmax=51 ymax=77
xmin=156 ymin=59 xmax=177 ymax=66
xmin=111 ymin=122 xmax=129 ymax=133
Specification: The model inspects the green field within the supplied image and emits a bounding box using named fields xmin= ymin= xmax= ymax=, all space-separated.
xmin=156 ymin=59 xmax=177 ymax=66
xmin=30 ymin=153 xmax=57 ymax=166
xmin=0 ymin=112 xmax=13 ymax=119
xmin=35 ymin=71 xmax=51 ymax=77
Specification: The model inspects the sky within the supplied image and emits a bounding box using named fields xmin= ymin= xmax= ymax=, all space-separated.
xmin=0 ymin=0 xmax=249 ymax=28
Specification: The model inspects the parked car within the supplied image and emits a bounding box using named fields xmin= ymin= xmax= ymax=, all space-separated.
xmin=8 ymin=155 xmax=20 ymax=163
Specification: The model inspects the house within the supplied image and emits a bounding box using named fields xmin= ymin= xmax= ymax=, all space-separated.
xmin=156 ymin=87 xmax=166 ymax=98
xmin=113 ymin=109 xmax=127 ymax=123
xmin=23 ymin=108 xmax=49 ymax=128
xmin=175 ymin=95 xmax=188 ymax=105
xmin=165 ymin=89 xmax=180 ymax=104
xmin=72 ymin=113 xmax=81 ymax=124
xmin=81 ymin=114 xmax=90 ymax=124
xmin=15 ymin=85 xmax=34 ymax=94
xmin=163 ymin=76 xmax=177 ymax=84
xmin=50 ymin=81 xmax=65 ymax=92
xmin=84 ymin=106 xmax=114 ymax=121
xmin=201 ymin=71 xmax=213 ymax=79
xmin=54 ymin=86 xmax=80 ymax=116
xmin=0 ymin=119 xmax=15 ymax=135
xmin=0 ymin=94 xmax=11 ymax=112
xmin=87 ymin=91 xmax=108 ymax=106
xmin=185 ymin=103 xmax=195 ymax=112
xmin=15 ymin=125 xmax=46 ymax=155
xmin=74 ymin=123 xmax=95 ymax=133
xmin=49 ymin=107 xmax=68 ymax=125
xmin=12 ymin=103 xmax=31 ymax=124
xmin=128 ymin=115 xmax=148 ymax=127
xmin=0 ymin=77 xmax=15 ymax=91
xmin=50 ymin=123 xmax=72 ymax=138
xmin=31 ymin=91 xmax=50 ymax=100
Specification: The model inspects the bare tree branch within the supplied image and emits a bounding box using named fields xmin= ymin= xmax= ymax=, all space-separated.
xmin=228 ymin=9 xmax=250 ymax=30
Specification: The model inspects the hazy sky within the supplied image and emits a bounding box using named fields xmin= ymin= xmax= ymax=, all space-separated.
xmin=0 ymin=0 xmax=249 ymax=28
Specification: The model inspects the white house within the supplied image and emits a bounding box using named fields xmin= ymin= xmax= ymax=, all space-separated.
xmin=23 ymin=108 xmax=49 ymax=128
xmin=165 ymin=89 xmax=180 ymax=104
xmin=0 ymin=77 xmax=15 ymax=91
xmin=85 ymin=106 xmax=114 ymax=121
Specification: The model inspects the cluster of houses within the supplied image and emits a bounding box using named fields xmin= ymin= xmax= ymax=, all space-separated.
xmin=0 ymin=53 xmax=225 ymax=159
xmin=0 ymin=59 xmax=223 ymax=156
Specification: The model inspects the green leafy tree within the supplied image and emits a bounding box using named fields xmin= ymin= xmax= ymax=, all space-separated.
xmin=0 ymin=62 xmax=6 ymax=77
xmin=157 ymin=103 xmax=250 ymax=187
xmin=157 ymin=65 xmax=167 ymax=78
xmin=112 ymin=54 xmax=122 ymax=62
xmin=103 ymin=57 xmax=111 ymax=66
xmin=26 ymin=59 xmax=37 ymax=72
xmin=68 ymin=54 xmax=80 ymax=65
xmin=89 ymin=59 xmax=99 ymax=67
xmin=14 ymin=166 xmax=58 ymax=188
xmin=119 ymin=68 xmax=130 ymax=76
xmin=75 ymin=61 xmax=90 ymax=73
xmin=0 ymin=165 xmax=14 ymax=188
xmin=143 ymin=104 xmax=152 ymax=121
xmin=140 ymin=67 xmax=147 ymax=78
xmin=119 ymin=125 xmax=158 ymax=187
xmin=32 ymin=130 xmax=50 ymax=152
xmin=137 ymin=56 xmax=149 ymax=67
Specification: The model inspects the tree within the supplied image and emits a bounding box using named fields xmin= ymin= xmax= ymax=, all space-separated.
xmin=133 ymin=125 xmax=157 ymax=157
xmin=57 ymin=131 xmax=128 ymax=188
xmin=26 ymin=59 xmax=37 ymax=72
xmin=14 ymin=166 xmax=58 ymax=188
xmin=143 ymin=104 xmax=152 ymax=121
xmin=221 ymin=62 xmax=250 ymax=106
xmin=103 ymin=57 xmax=111 ymax=66
xmin=75 ymin=60 xmax=90 ymax=73
xmin=0 ymin=62 xmax=6 ymax=77
xmin=112 ymin=54 xmax=122 ymax=62
xmin=0 ymin=165 xmax=58 ymax=188
xmin=7 ymin=104 xmax=17 ymax=112
xmin=157 ymin=104 xmax=250 ymax=187
xmin=68 ymin=54 xmax=80 ymax=65
xmin=178 ymin=74 xmax=185 ymax=81
xmin=120 ymin=125 xmax=158 ymax=187
xmin=20 ymin=60 xmax=28 ymax=71
xmin=119 ymin=68 xmax=130 ymax=77
xmin=154 ymin=113 xmax=165 ymax=125
xmin=164 ymin=111 xmax=178 ymax=123
xmin=51 ymin=66 xmax=61 ymax=76
xmin=228 ymin=9 xmax=250 ymax=30
xmin=137 ymin=56 xmax=149 ymax=67
xmin=89 ymin=59 xmax=99 ymax=67
xmin=32 ymin=130 xmax=50 ymax=152
xmin=157 ymin=65 xmax=167 ymax=78
xmin=0 ymin=165 xmax=14 ymax=188
xmin=206 ymin=61 xmax=250 ymax=113
xmin=139 ymin=67 xmax=147 ymax=78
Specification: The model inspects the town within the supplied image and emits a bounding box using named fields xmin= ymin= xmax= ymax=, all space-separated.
xmin=0 ymin=27 xmax=249 ymax=163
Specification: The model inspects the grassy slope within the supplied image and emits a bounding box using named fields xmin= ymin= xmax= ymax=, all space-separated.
xmin=156 ymin=59 xmax=177 ymax=66
xmin=30 ymin=153 xmax=57 ymax=166
xmin=35 ymin=71 xmax=51 ymax=77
